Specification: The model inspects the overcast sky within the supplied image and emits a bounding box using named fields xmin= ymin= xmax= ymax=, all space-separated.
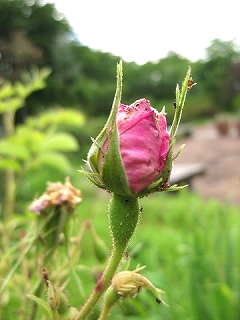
xmin=49 ymin=0 xmax=240 ymax=64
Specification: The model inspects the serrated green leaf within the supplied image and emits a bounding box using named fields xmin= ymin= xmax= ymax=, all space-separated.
xmin=0 ymin=158 xmax=21 ymax=171
xmin=0 ymin=81 xmax=14 ymax=99
xmin=27 ymin=294 xmax=52 ymax=318
xmin=27 ymin=109 xmax=85 ymax=129
xmin=52 ymin=109 xmax=85 ymax=127
xmin=0 ymin=97 xmax=24 ymax=113
xmin=41 ymin=133 xmax=79 ymax=152
xmin=14 ymin=81 xmax=28 ymax=98
xmin=35 ymin=152 xmax=71 ymax=171
xmin=14 ymin=126 xmax=45 ymax=153
xmin=0 ymin=140 xmax=29 ymax=159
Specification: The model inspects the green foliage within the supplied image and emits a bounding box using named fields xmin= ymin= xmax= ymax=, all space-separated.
xmin=0 ymin=68 xmax=84 ymax=218
xmin=1 ymin=184 xmax=239 ymax=320
xmin=232 ymin=93 xmax=240 ymax=113
xmin=0 ymin=110 xmax=82 ymax=210
xmin=0 ymin=0 xmax=70 ymax=69
xmin=192 ymin=39 xmax=240 ymax=113
xmin=0 ymin=125 xmax=79 ymax=170
xmin=109 ymin=190 xmax=240 ymax=320
xmin=2 ymin=0 xmax=240 ymax=120
xmin=0 ymin=5 xmax=240 ymax=318
xmin=0 ymin=68 xmax=51 ymax=114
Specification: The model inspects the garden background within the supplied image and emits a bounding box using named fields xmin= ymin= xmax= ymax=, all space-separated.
xmin=0 ymin=1 xmax=240 ymax=319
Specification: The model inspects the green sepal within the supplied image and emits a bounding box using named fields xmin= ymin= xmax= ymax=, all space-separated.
xmin=101 ymin=122 xmax=132 ymax=196
xmin=86 ymin=61 xmax=132 ymax=196
xmin=87 ymin=61 xmax=123 ymax=173
xmin=165 ymin=184 xmax=188 ymax=191
xmin=173 ymin=144 xmax=185 ymax=161
xmin=79 ymin=167 xmax=105 ymax=190
xmin=170 ymin=67 xmax=191 ymax=139
xmin=137 ymin=67 xmax=192 ymax=197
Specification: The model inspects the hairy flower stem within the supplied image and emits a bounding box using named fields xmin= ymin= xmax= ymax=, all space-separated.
xmin=74 ymin=194 xmax=140 ymax=320
xmin=98 ymin=303 xmax=112 ymax=320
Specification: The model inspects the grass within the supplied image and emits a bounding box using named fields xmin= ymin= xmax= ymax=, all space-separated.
xmin=0 ymin=177 xmax=240 ymax=320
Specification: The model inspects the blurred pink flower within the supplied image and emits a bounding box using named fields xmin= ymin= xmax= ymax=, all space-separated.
xmin=29 ymin=177 xmax=82 ymax=214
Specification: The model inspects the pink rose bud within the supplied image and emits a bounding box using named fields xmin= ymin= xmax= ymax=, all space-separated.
xmin=85 ymin=62 xmax=192 ymax=196
xmin=98 ymin=99 xmax=170 ymax=194
xmin=118 ymin=99 xmax=169 ymax=193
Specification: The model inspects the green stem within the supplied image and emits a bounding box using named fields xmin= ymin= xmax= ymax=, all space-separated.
xmin=98 ymin=303 xmax=111 ymax=320
xmin=2 ymin=111 xmax=16 ymax=220
xmin=98 ymin=287 xmax=121 ymax=320
xmin=0 ymin=211 xmax=54 ymax=295
xmin=74 ymin=193 xmax=140 ymax=320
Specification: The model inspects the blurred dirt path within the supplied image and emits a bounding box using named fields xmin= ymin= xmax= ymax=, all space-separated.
xmin=174 ymin=123 xmax=240 ymax=206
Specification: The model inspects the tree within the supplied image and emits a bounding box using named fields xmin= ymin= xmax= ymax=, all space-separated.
xmin=194 ymin=39 xmax=240 ymax=111
xmin=0 ymin=0 xmax=70 ymax=80
xmin=0 ymin=0 xmax=78 ymax=118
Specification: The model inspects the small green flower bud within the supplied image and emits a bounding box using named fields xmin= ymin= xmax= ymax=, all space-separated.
xmin=100 ymin=265 xmax=167 ymax=319
xmin=46 ymin=280 xmax=60 ymax=310
xmin=111 ymin=266 xmax=166 ymax=304
xmin=42 ymin=269 xmax=71 ymax=317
